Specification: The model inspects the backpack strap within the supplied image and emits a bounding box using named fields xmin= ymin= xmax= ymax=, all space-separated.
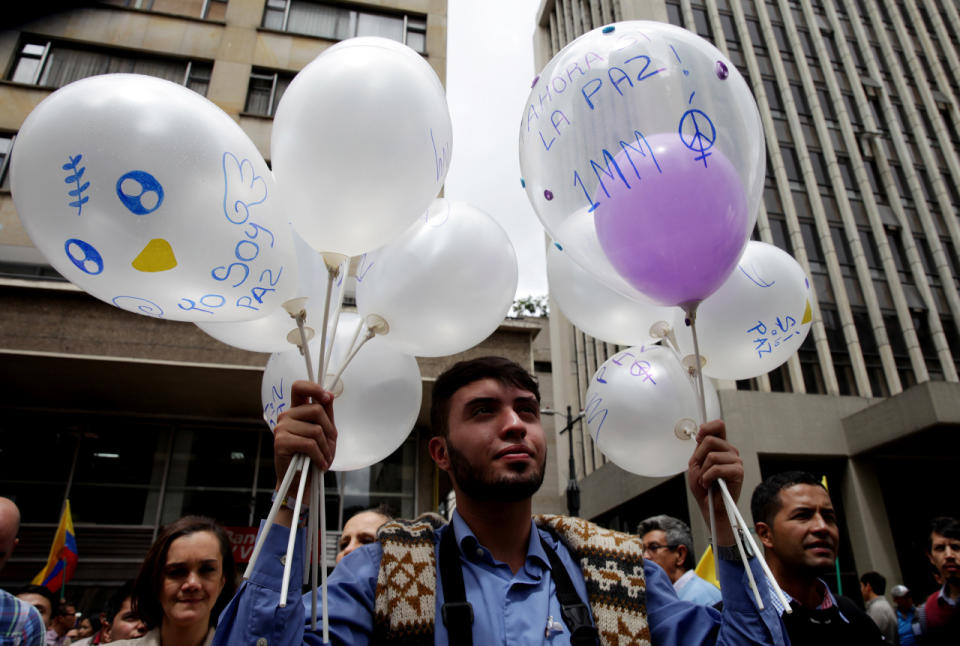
xmin=437 ymin=523 xmax=474 ymax=646
xmin=540 ymin=536 xmax=600 ymax=645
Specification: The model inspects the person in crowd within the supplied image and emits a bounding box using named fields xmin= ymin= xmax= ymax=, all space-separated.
xmin=67 ymin=615 xmax=98 ymax=642
xmin=215 ymin=355 xmax=787 ymax=645
xmin=335 ymin=506 xmax=391 ymax=564
xmin=0 ymin=496 xmax=44 ymax=645
xmin=751 ymin=470 xmax=885 ymax=643
xmin=47 ymin=601 xmax=77 ymax=646
xmin=109 ymin=516 xmax=235 ymax=646
xmin=637 ymin=514 xmax=722 ymax=606
xmin=44 ymin=601 xmax=77 ymax=646
xmin=71 ymin=580 xmax=147 ymax=646
xmin=72 ymin=581 xmax=147 ymax=646
xmin=891 ymin=584 xmax=919 ymax=646
xmin=861 ymin=571 xmax=898 ymax=644
xmin=16 ymin=586 xmax=54 ymax=630
xmin=915 ymin=516 xmax=960 ymax=644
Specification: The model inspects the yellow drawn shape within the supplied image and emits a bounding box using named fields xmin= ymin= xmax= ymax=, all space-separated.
xmin=132 ymin=238 xmax=177 ymax=272
xmin=801 ymin=300 xmax=812 ymax=325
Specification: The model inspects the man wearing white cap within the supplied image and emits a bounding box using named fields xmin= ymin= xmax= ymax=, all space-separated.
xmin=891 ymin=585 xmax=918 ymax=646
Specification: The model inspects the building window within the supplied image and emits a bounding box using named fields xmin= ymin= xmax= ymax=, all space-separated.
xmin=103 ymin=0 xmax=226 ymax=19
xmin=262 ymin=0 xmax=427 ymax=52
xmin=0 ymin=134 xmax=14 ymax=190
xmin=8 ymin=40 xmax=212 ymax=95
xmin=244 ymin=70 xmax=294 ymax=117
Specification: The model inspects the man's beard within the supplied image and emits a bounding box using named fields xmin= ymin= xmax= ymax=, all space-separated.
xmin=446 ymin=440 xmax=546 ymax=503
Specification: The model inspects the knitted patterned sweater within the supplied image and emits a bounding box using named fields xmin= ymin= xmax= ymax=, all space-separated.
xmin=371 ymin=513 xmax=651 ymax=646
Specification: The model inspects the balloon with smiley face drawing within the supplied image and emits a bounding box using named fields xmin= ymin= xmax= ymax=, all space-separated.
xmin=11 ymin=74 xmax=294 ymax=322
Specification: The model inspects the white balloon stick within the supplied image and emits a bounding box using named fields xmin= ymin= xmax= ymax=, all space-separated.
xmin=316 ymin=269 xmax=335 ymax=392
xmin=322 ymin=293 xmax=344 ymax=381
xmin=686 ymin=306 xmax=790 ymax=613
xmin=280 ymin=460 xmax=310 ymax=607
xmin=243 ymin=453 xmax=303 ymax=579
xmin=325 ymin=326 xmax=375 ymax=392
xmin=319 ymin=465 xmax=330 ymax=644
xmin=309 ymin=468 xmax=319 ymax=631
xmin=718 ymin=481 xmax=763 ymax=609
xmin=717 ymin=479 xmax=792 ymax=613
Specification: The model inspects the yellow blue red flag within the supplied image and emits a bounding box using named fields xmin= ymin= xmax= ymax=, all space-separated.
xmin=32 ymin=500 xmax=77 ymax=592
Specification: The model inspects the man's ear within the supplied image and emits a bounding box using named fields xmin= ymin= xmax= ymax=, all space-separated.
xmin=428 ymin=436 xmax=451 ymax=472
xmin=675 ymin=544 xmax=688 ymax=570
xmin=755 ymin=522 xmax=774 ymax=549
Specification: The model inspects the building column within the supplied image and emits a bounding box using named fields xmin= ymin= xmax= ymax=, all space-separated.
xmin=841 ymin=457 xmax=902 ymax=586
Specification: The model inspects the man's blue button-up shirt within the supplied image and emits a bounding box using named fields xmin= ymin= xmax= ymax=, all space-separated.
xmin=214 ymin=511 xmax=785 ymax=645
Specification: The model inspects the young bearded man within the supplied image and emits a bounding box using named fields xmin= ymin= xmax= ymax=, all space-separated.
xmin=215 ymin=356 xmax=785 ymax=645
xmin=751 ymin=471 xmax=884 ymax=645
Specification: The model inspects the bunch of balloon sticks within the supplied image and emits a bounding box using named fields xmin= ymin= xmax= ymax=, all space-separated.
xmin=242 ymin=254 xmax=386 ymax=644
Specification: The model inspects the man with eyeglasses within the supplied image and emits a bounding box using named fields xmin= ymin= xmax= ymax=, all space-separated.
xmin=638 ymin=515 xmax=722 ymax=606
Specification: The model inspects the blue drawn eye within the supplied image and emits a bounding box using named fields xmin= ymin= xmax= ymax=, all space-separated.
xmin=112 ymin=295 xmax=163 ymax=318
xmin=64 ymin=238 xmax=104 ymax=275
xmin=116 ymin=170 xmax=164 ymax=215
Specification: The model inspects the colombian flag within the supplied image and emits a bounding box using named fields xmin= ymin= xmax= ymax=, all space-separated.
xmin=695 ymin=544 xmax=721 ymax=589
xmin=32 ymin=500 xmax=78 ymax=593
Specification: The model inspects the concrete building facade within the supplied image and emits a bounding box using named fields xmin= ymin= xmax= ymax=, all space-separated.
xmin=535 ymin=0 xmax=960 ymax=600
xmin=0 ymin=0 xmax=558 ymax=608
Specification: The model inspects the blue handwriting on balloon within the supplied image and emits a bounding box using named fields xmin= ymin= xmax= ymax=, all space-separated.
xmin=113 ymin=295 xmax=163 ymax=317
xmin=585 ymin=391 xmax=608 ymax=441
xmin=263 ymin=378 xmax=286 ymax=430
xmin=573 ymin=129 xmax=661 ymax=211
xmin=116 ymin=171 xmax=164 ymax=215
xmin=679 ymin=108 xmax=716 ymax=167
xmin=178 ymin=294 xmax=226 ymax=315
xmin=748 ymin=316 xmax=798 ymax=357
xmin=356 ymin=254 xmax=374 ymax=283
xmin=739 ymin=261 xmax=776 ymax=288
xmin=222 ymin=152 xmax=267 ymax=225
xmin=65 ymin=238 xmax=103 ymax=275
xmin=526 ymin=51 xmax=605 ymax=133
xmin=63 ymin=155 xmax=90 ymax=216
xmin=212 ymin=152 xmax=283 ymax=314
xmin=431 ymin=128 xmax=450 ymax=182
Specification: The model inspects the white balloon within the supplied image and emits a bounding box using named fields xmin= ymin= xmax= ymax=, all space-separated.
xmin=355 ymin=199 xmax=518 ymax=357
xmin=547 ymin=241 xmax=674 ymax=346
xmin=198 ymin=229 xmax=346 ymax=352
xmin=261 ymin=313 xmax=421 ymax=471
xmin=11 ymin=74 xmax=294 ymax=321
xmin=272 ymin=37 xmax=452 ymax=257
xmin=672 ymin=241 xmax=813 ymax=380
xmin=584 ymin=345 xmax=702 ymax=477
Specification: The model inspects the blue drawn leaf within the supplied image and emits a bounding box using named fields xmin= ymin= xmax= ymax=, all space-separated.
xmin=77 ymin=181 xmax=90 ymax=193
xmin=62 ymin=162 xmax=75 ymax=171
xmin=64 ymin=176 xmax=75 ymax=183
xmin=70 ymin=154 xmax=82 ymax=166
xmin=68 ymin=189 xmax=81 ymax=197
xmin=69 ymin=196 xmax=90 ymax=208
xmin=74 ymin=167 xmax=86 ymax=180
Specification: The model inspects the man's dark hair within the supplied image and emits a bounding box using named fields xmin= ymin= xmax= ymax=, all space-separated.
xmin=104 ymin=580 xmax=136 ymax=624
xmin=54 ymin=600 xmax=74 ymax=617
xmin=750 ymin=471 xmax=826 ymax=527
xmin=860 ymin=571 xmax=886 ymax=595
xmin=17 ymin=584 xmax=55 ymax=607
xmin=928 ymin=516 xmax=960 ymax=551
xmin=430 ymin=356 xmax=540 ymax=437
xmin=132 ymin=516 xmax=237 ymax=629
xmin=637 ymin=515 xmax=695 ymax=571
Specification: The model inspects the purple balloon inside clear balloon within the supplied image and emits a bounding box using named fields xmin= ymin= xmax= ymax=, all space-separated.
xmin=593 ymin=132 xmax=749 ymax=308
